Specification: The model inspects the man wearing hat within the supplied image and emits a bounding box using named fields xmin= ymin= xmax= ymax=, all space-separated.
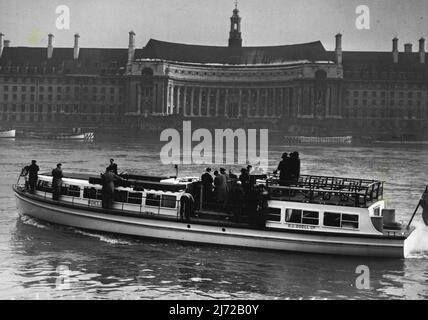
xmin=28 ymin=160 xmax=39 ymax=193
xmin=52 ymin=163 xmax=63 ymax=200
xmin=276 ymin=152 xmax=291 ymax=186
xmin=107 ymin=158 xmax=118 ymax=175
xmin=201 ymin=167 xmax=214 ymax=204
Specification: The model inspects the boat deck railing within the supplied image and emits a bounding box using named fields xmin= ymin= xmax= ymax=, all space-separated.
xmin=266 ymin=174 xmax=384 ymax=207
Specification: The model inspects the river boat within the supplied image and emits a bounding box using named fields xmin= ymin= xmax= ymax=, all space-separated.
xmin=12 ymin=170 xmax=428 ymax=258
xmin=0 ymin=129 xmax=16 ymax=138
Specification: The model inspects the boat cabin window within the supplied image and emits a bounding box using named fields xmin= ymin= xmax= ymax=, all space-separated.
xmin=285 ymin=209 xmax=319 ymax=225
xmin=323 ymin=212 xmax=359 ymax=229
xmin=267 ymin=208 xmax=281 ymax=222
xmin=161 ymin=195 xmax=177 ymax=208
xmin=61 ymin=185 xmax=81 ymax=197
xmin=373 ymin=207 xmax=380 ymax=216
xmin=83 ymin=187 xmax=102 ymax=200
xmin=146 ymin=193 xmax=161 ymax=206
xmin=145 ymin=193 xmax=177 ymax=208
xmin=114 ymin=190 xmax=128 ymax=203
xmin=128 ymin=192 xmax=142 ymax=205
xmin=36 ymin=180 xmax=52 ymax=193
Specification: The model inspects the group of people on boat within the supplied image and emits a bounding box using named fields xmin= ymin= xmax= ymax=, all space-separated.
xmin=274 ymin=151 xmax=301 ymax=186
xmin=20 ymin=158 xmax=121 ymax=209
xmin=199 ymin=165 xmax=268 ymax=223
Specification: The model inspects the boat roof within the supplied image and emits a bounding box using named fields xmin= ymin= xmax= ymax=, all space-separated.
xmin=39 ymin=172 xmax=192 ymax=192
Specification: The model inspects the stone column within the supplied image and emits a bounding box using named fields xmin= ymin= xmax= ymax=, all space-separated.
xmin=215 ymin=89 xmax=220 ymax=117
xmin=190 ymin=87 xmax=195 ymax=117
xmin=198 ymin=88 xmax=202 ymax=117
xmin=183 ymin=87 xmax=187 ymax=116
xmin=207 ymin=88 xmax=211 ymax=117
xmin=238 ymin=88 xmax=242 ymax=118
xmin=170 ymin=85 xmax=174 ymax=115
xmin=176 ymin=86 xmax=181 ymax=115
xmin=256 ymin=89 xmax=260 ymax=117
xmin=224 ymin=89 xmax=229 ymax=117
xmin=279 ymin=87 xmax=284 ymax=117
xmin=263 ymin=88 xmax=268 ymax=117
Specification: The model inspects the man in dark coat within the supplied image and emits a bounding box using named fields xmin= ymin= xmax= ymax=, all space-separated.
xmin=276 ymin=153 xmax=291 ymax=186
xmin=28 ymin=160 xmax=39 ymax=193
xmin=101 ymin=169 xmax=122 ymax=209
xmin=201 ymin=167 xmax=214 ymax=204
xmin=239 ymin=168 xmax=251 ymax=195
xmin=106 ymin=158 xmax=118 ymax=175
xmin=289 ymin=152 xmax=301 ymax=184
xmin=52 ymin=163 xmax=63 ymax=200
xmin=214 ymin=170 xmax=228 ymax=208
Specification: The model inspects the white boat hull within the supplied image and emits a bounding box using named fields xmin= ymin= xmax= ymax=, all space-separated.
xmin=15 ymin=191 xmax=405 ymax=258
xmin=0 ymin=129 xmax=16 ymax=138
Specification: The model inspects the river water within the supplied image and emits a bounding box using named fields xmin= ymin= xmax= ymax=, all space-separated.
xmin=0 ymin=136 xmax=428 ymax=300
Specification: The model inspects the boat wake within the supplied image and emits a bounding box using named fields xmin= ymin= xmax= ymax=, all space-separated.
xmin=19 ymin=215 xmax=50 ymax=229
xmin=404 ymin=222 xmax=428 ymax=258
xmin=73 ymin=229 xmax=134 ymax=245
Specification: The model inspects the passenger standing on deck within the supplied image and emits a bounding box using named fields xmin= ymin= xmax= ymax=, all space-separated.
xmin=289 ymin=152 xmax=301 ymax=184
xmin=214 ymin=170 xmax=228 ymax=208
xmin=20 ymin=165 xmax=30 ymax=190
xmin=230 ymin=180 xmax=245 ymax=222
xmin=201 ymin=167 xmax=214 ymax=203
xmin=239 ymin=168 xmax=251 ymax=195
xmin=28 ymin=160 xmax=39 ymax=193
xmin=107 ymin=158 xmax=118 ymax=175
xmin=101 ymin=168 xmax=121 ymax=209
xmin=51 ymin=163 xmax=63 ymax=200
xmin=275 ymin=153 xmax=291 ymax=186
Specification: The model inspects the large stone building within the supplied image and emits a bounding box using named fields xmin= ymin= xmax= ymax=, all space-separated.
xmin=0 ymin=5 xmax=427 ymax=138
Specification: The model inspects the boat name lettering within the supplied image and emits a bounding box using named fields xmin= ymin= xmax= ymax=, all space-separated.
xmin=286 ymin=223 xmax=316 ymax=230
xmin=88 ymin=199 xmax=102 ymax=207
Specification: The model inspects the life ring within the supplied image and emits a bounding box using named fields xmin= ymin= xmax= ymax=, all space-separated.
xmin=180 ymin=193 xmax=195 ymax=220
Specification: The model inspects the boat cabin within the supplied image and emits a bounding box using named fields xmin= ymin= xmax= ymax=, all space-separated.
xmin=31 ymin=172 xmax=399 ymax=237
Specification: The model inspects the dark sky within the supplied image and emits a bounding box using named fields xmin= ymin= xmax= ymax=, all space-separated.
xmin=1 ymin=0 xmax=427 ymax=51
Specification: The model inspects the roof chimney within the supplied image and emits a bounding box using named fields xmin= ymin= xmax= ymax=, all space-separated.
xmin=404 ymin=43 xmax=412 ymax=53
xmin=392 ymin=37 xmax=398 ymax=63
xmin=4 ymin=39 xmax=10 ymax=48
xmin=73 ymin=33 xmax=80 ymax=60
xmin=128 ymin=30 xmax=135 ymax=63
xmin=335 ymin=33 xmax=343 ymax=65
xmin=0 ymin=33 xmax=4 ymax=58
xmin=419 ymin=38 xmax=425 ymax=64
xmin=47 ymin=33 xmax=54 ymax=59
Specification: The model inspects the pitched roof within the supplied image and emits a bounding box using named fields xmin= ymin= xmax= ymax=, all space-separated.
xmin=326 ymin=51 xmax=426 ymax=67
xmin=137 ymin=39 xmax=330 ymax=65
xmin=0 ymin=47 xmax=142 ymax=75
